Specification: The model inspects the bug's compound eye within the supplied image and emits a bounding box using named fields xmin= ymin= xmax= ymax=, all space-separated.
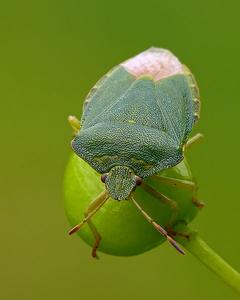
xmin=101 ymin=173 xmax=108 ymax=183
xmin=135 ymin=176 xmax=143 ymax=186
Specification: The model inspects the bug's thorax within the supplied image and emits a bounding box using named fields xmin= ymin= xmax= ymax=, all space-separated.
xmin=104 ymin=166 xmax=140 ymax=201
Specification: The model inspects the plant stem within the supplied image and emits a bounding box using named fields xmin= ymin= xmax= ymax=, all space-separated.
xmin=175 ymin=224 xmax=240 ymax=295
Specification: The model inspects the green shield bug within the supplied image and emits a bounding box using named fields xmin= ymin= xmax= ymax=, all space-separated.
xmin=67 ymin=47 xmax=203 ymax=257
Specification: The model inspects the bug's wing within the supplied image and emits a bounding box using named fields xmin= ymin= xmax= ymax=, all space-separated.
xmin=81 ymin=66 xmax=135 ymax=128
xmin=81 ymin=76 xmax=168 ymax=132
xmin=80 ymin=47 xmax=200 ymax=150
xmin=121 ymin=47 xmax=200 ymax=145
xmin=155 ymin=74 xmax=199 ymax=145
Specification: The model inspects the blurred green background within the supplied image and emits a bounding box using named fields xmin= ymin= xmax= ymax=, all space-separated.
xmin=1 ymin=0 xmax=240 ymax=299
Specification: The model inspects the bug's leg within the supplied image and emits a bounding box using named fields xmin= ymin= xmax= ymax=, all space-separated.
xmin=184 ymin=133 xmax=204 ymax=150
xmin=68 ymin=115 xmax=81 ymax=136
xmin=85 ymin=218 xmax=102 ymax=258
xmin=141 ymin=182 xmax=179 ymax=227
xmin=153 ymin=175 xmax=205 ymax=209
xmin=68 ymin=191 xmax=109 ymax=235
xmin=130 ymin=196 xmax=185 ymax=254
xmin=152 ymin=176 xmax=204 ymax=210
xmin=153 ymin=175 xmax=198 ymax=192
xmin=192 ymin=196 xmax=205 ymax=209
xmin=167 ymin=220 xmax=192 ymax=240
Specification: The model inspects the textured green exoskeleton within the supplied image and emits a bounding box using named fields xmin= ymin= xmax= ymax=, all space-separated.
xmin=68 ymin=47 xmax=202 ymax=257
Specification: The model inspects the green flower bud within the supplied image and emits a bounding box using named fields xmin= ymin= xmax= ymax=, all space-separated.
xmin=64 ymin=154 xmax=198 ymax=256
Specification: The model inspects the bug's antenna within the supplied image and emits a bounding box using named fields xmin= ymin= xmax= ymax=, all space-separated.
xmin=130 ymin=196 xmax=185 ymax=255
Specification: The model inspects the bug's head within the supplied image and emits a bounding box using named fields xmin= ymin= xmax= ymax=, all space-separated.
xmin=101 ymin=166 xmax=142 ymax=201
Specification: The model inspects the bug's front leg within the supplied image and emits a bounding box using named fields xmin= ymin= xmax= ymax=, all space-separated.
xmin=184 ymin=133 xmax=204 ymax=150
xmin=85 ymin=217 xmax=102 ymax=258
xmin=130 ymin=196 xmax=185 ymax=254
xmin=68 ymin=115 xmax=81 ymax=136
xmin=68 ymin=190 xmax=109 ymax=258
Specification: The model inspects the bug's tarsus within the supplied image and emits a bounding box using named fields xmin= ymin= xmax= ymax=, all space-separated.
xmin=92 ymin=242 xmax=100 ymax=259
xmin=166 ymin=235 xmax=185 ymax=255
xmin=130 ymin=196 xmax=185 ymax=255
xmin=69 ymin=224 xmax=82 ymax=235
xmin=192 ymin=197 xmax=205 ymax=209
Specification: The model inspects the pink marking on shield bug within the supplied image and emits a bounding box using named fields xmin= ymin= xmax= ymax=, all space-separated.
xmin=121 ymin=47 xmax=184 ymax=81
